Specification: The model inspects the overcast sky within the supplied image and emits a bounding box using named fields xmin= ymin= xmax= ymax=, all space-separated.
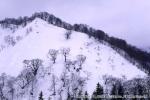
xmin=0 ymin=0 xmax=150 ymax=49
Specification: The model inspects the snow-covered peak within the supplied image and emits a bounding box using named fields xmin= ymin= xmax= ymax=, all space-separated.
xmin=0 ymin=18 xmax=147 ymax=99
xmin=0 ymin=18 xmax=146 ymax=77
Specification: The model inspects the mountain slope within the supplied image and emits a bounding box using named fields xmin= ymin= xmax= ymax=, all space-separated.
xmin=0 ymin=18 xmax=146 ymax=99
xmin=1 ymin=12 xmax=150 ymax=75
xmin=0 ymin=18 xmax=146 ymax=77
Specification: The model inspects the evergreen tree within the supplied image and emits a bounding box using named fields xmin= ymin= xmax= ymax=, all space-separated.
xmin=39 ymin=91 xmax=44 ymax=100
xmin=84 ymin=91 xmax=89 ymax=100
xmin=77 ymin=91 xmax=82 ymax=100
xmin=91 ymin=91 xmax=97 ymax=100
xmin=111 ymin=83 xmax=124 ymax=100
xmin=96 ymin=83 xmax=103 ymax=96
xmin=67 ymin=93 xmax=74 ymax=100
xmin=132 ymin=83 xmax=145 ymax=100
xmin=117 ymin=83 xmax=124 ymax=100
xmin=137 ymin=84 xmax=145 ymax=100
xmin=91 ymin=83 xmax=104 ymax=100
xmin=111 ymin=84 xmax=118 ymax=100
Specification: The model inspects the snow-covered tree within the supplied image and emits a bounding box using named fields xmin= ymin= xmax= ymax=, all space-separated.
xmin=65 ymin=30 xmax=72 ymax=40
xmin=49 ymin=74 xmax=58 ymax=96
xmin=61 ymin=48 xmax=70 ymax=62
xmin=77 ymin=90 xmax=82 ymax=100
xmin=17 ymin=59 xmax=42 ymax=98
xmin=60 ymin=68 xmax=70 ymax=87
xmin=23 ymin=59 xmax=43 ymax=76
xmin=47 ymin=49 xmax=58 ymax=64
xmin=26 ymin=27 xmax=32 ymax=35
xmin=0 ymin=73 xmax=7 ymax=100
xmin=4 ymin=35 xmax=16 ymax=46
xmin=39 ymin=91 xmax=44 ymax=100
xmin=7 ymin=77 xmax=15 ymax=100
xmin=17 ymin=69 xmax=34 ymax=89
xmin=76 ymin=54 xmax=86 ymax=69
xmin=65 ymin=60 xmax=73 ymax=72
xmin=23 ymin=59 xmax=43 ymax=96
xmin=91 ymin=83 xmax=103 ymax=100
xmin=84 ymin=91 xmax=89 ymax=100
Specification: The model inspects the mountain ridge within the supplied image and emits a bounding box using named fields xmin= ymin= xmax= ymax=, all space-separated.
xmin=0 ymin=12 xmax=150 ymax=74
xmin=0 ymin=13 xmax=148 ymax=100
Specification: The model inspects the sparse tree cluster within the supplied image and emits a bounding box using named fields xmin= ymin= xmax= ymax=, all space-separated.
xmin=23 ymin=59 xmax=43 ymax=76
xmin=65 ymin=30 xmax=72 ymax=40
xmin=76 ymin=54 xmax=86 ymax=70
xmin=61 ymin=48 xmax=70 ymax=62
xmin=4 ymin=35 xmax=16 ymax=46
xmin=47 ymin=49 xmax=58 ymax=64
xmin=47 ymin=48 xmax=87 ymax=72
xmin=0 ymin=56 xmax=149 ymax=100
xmin=17 ymin=69 xmax=34 ymax=89
xmin=26 ymin=27 xmax=32 ymax=35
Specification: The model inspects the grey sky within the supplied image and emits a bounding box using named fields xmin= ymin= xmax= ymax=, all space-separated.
xmin=0 ymin=0 xmax=150 ymax=49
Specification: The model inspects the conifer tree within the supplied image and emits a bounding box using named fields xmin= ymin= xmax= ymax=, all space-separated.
xmin=91 ymin=83 xmax=104 ymax=100
xmin=39 ymin=91 xmax=44 ymax=100
xmin=84 ymin=91 xmax=89 ymax=100
xmin=132 ymin=83 xmax=144 ymax=100
xmin=77 ymin=91 xmax=82 ymax=100
xmin=118 ymin=83 xmax=124 ymax=100
xmin=91 ymin=91 xmax=97 ymax=100
xmin=96 ymin=83 xmax=103 ymax=96
xmin=111 ymin=83 xmax=124 ymax=100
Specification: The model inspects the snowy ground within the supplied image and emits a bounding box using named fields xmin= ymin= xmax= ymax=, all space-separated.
xmin=0 ymin=18 xmax=147 ymax=98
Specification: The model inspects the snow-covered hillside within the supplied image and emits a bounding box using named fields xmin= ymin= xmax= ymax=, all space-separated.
xmin=0 ymin=23 xmax=28 ymax=53
xmin=0 ymin=18 xmax=146 ymax=77
xmin=0 ymin=18 xmax=147 ymax=100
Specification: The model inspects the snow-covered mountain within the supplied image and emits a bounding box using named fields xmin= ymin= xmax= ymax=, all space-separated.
xmin=0 ymin=18 xmax=146 ymax=77
xmin=0 ymin=12 xmax=149 ymax=100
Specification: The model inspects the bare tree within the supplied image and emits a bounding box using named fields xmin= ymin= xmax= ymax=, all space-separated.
xmin=47 ymin=49 xmax=58 ymax=64
xmin=7 ymin=77 xmax=15 ymax=100
xmin=26 ymin=27 xmax=32 ymax=35
xmin=70 ymin=73 xmax=86 ymax=99
xmin=61 ymin=48 xmax=70 ymax=62
xmin=50 ymin=74 xmax=58 ymax=96
xmin=16 ymin=36 xmax=22 ymax=41
xmin=76 ymin=55 xmax=86 ymax=69
xmin=65 ymin=60 xmax=73 ymax=72
xmin=0 ymin=73 xmax=7 ymax=100
xmin=58 ymin=85 xmax=64 ymax=100
xmin=65 ymin=30 xmax=72 ymax=40
xmin=60 ymin=69 xmax=69 ymax=87
xmin=72 ymin=60 xmax=77 ymax=70
xmin=17 ymin=69 xmax=34 ymax=89
xmin=23 ymin=59 xmax=43 ymax=76
xmin=23 ymin=59 xmax=42 ymax=97
xmin=4 ymin=35 xmax=16 ymax=46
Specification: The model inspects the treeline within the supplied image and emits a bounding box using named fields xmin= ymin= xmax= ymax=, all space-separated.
xmin=0 ymin=12 xmax=150 ymax=74
xmin=72 ymin=24 xmax=150 ymax=75
xmin=69 ymin=76 xmax=150 ymax=100
xmin=0 ymin=12 xmax=73 ymax=30
xmin=1 ymin=58 xmax=149 ymax=100
xmin=37 ymin=76 xmax=150 ymax=100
